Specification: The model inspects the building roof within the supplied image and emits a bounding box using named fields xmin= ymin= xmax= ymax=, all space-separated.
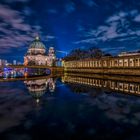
xmin=29 ymin=36 xmax=46 ymax=50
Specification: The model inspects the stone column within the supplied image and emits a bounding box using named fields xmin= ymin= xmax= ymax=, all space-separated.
xmin=134 ymin=57 xmax=136 ymax=67
xmin=128 ymin=58 xmax=130 ymax=67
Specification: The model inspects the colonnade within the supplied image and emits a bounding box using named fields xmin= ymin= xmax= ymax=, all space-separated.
xmin=64 ymin=56 xmax=140 ymax=68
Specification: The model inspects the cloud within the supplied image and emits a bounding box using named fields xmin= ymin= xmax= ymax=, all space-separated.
xmin=102 ymin=46 xmax=125 ymax=52
xmin=75 ymin=10 xmax=140 ymax=44
xmin=4 ymin=0 xmax=29 ymax=3
xmin=0 ymin=4 xmax=43 ymax=54
xmin=0 ymin=5 xmax=32 ymax=32
xmin=77 ymin=25 xmax=85 ymax=32
xmin=23 ymin=7 xmax=33 ymax=16
xmin=65 ymin=1 xmax=75 ymax=13
xmin=134 ymin=14 xmax=140 ymax=22
xmin=47 ymin=35 xmax=56 ymax=40
xmin=106 ymin=14 xmax=124 ymax=23
xmin=48 ymin=9 xmax=58 ymax=14
xmin=82 ymin=0 xmax=98 ymax=7
xmin=73 ymin=9 xmax=140 ymax=54
xmin=74 ymin=38 xmax=97 ymax=45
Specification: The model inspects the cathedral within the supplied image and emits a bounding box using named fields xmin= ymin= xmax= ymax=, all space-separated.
xmin=24 ymin=36 xmax=56 ymax=66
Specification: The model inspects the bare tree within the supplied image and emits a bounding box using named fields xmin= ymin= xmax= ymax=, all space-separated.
xmin=64 ymin=47 xmax=106 ymax=61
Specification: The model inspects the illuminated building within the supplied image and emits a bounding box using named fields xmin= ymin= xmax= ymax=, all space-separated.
xmin=0 ymin=59 xmax=8 ymax=66
xmin=46 ymin=47 xmax=56 ymax=66
xmin=64 ymin=53 xmax=140 ymax=75
xmin=24 ymin=36 xmax=56 ymax=66
xmin=64 ymin=55 xmax=140 ymax=69
xmin=0 ymin=59 xmax=2 ymax=66
xmin=118 ymin=52 xmax=140 ymax=57
xmin=13 ymin=60 xmax=16 ymax=65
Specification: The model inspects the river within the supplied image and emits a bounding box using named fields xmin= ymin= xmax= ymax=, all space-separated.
xmin=0 ymin=74 xmax=140 ymax=140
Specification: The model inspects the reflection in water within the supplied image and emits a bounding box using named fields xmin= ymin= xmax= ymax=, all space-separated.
xmin=61 ymin=74 xmax=140 ymax=130
xmin=0 ymin=67 xmax=50 ymax=79
xmin=24 ymin=78 xmax=56 ymax=103
xmin=62 ymin=73 xmax=140 ymax=95
xmin=1 ymin=74 xmax=140 ymax=139
xmin=2 ymin=68 xmax=24 ymax=79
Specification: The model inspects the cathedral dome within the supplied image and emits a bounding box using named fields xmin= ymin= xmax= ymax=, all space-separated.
xmin=29 ymin=36 xmax=46 ymax=50
xmin=27 ymin=36 xmax=46 ymax=55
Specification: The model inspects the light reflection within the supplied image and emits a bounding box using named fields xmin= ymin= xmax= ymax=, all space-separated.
xmin=2 ymin=68 xmax=26 ymax=79
xmin=62 ymin=73 xmax=140 ymax=95
xmin=24 ymin=78 xmax=56 ymax=103
xmin=0 ymin=67 xmax=50 ymax=79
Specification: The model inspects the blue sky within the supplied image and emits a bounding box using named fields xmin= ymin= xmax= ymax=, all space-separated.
xmin=0 ymin=0 xmax=140 ymax=62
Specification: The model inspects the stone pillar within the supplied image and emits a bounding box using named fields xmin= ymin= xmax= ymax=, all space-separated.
xmin=128 ymin=58 xmax=130 ymax=67
xmin=112 ymin=60 xmax=114 ymax=67
xmin=134 ymin=57 xmax=136 ymax=67
xmin=123 ymin=59 xmax=124 ymax=67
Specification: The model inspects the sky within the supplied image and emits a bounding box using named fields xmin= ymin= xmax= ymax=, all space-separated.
xmin=0 ymin=0 xmax=140 ymax=62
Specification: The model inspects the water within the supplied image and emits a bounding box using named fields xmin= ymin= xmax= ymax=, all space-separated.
xmin=0 ymin=67 xmax=51 ymax=79
xmin=0 ymin=74 xmax=140 ymax=140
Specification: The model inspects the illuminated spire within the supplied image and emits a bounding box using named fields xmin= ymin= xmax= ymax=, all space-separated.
xmin=35 ymin=32 xmax=40 ymax=41
xmin=35 ymin=36 xmax=40 ymax=41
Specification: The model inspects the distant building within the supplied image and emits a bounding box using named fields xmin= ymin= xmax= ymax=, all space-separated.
xmin=5 ymin=60 xmax=8 ymax=65
xmin=0 ymin=59 xmax=2 ymax=66
xmin=17 ymin=62 xmax=22 ymax=65
xmin=24 ymin=36 xmax=56 ymax=66
xmin=0 ymin=59 xmax=8 ymax=66
xmin=118 ymin=52 xmax=140 ymax=57
xmin=13 ymin=60 xmax=16 ymax=65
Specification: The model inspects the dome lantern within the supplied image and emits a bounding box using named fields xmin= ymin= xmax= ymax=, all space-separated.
xmin=35 ymin=36 xmax=40 ymax=41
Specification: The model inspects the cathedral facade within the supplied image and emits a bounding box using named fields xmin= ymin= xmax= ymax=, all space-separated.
xmin=24 ymin=36 xmax=56 ymax=66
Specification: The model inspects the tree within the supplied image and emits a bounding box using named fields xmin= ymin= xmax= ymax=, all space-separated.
xmin=88 ymin=47 xmax=103 ymax=58
xmin=63 ymin=47 xmax=106 ymax=61
xmin=104 ymin=53 xmax=112 ymax=57
xmin=64 ymin=48 xmax=88 ymax=61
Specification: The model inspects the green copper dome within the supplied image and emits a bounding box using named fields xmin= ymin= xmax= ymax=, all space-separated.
xmin=29 ymin=36 xmax=46 ymax=50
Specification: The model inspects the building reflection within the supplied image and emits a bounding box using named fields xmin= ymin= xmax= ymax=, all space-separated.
xmin=62 ymin=74 xmax=140 ymax=95
xmin=24 ymin=78 xmax=56 ymax=103
xmin=0 ymin=67 xmax=49 ymax=79
xmin=2 ymin=68 xmax=25 ymax=79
